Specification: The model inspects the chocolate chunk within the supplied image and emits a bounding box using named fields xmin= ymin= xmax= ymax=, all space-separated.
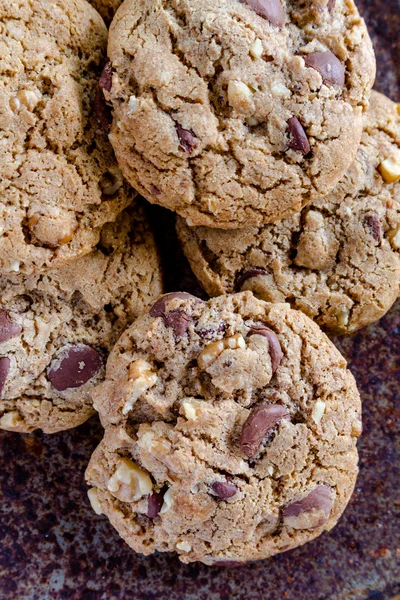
xmin=150 ymin=293 xmax=202 ymax=318
xmin=304 ymin=51 xmax=345 ymax=86
xmin=211 ymin=480 xmax=238 ymax=499
xmin=48 ymin=345 xmax=103 ymax=392
xmin=150 ymin=293 xmax=203 ymax=340
xmin=99 ymin=61 xmax=113 ymax=92
xmin=0 ymin=357 xmax=10 ymax=396
xmin=287 ymin=117 xmax=311 ymax=155
xmin=151 ymin=186 xmax=161 ymax=196
xmin=283 ymin=484 xmax=333 ymax=529
xmin=147 ymin=491 xmax=165 ymax=518
xmin=94 ymin=88 xmax=112 ymax=131
xmin=240 ymin=404 xmax=290 ymax=458
xmin=364 ymin=213 xmax=383 ymax=243
xmin=163 ymin=311 xmax=192 ymax=339
xmin=0 ymin=310 xmax=22 ymax=344
xmin=248 ymin=325 xmax=283 ymax=373
xmin=175 ymin=122 xmax=197 ymax=154
xmin=236 ymin=268 xmax=267 ymax=290
xmin=240 ymin=0 xmax=285 ymax=27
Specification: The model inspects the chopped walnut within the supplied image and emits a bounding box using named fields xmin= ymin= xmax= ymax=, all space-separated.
xmin=87 ymin=488 xmax=103 ymax=515
xmin=107 ymin=458 xmax=153 ymax=502
xmin=198 ymin=334 xmax=246 ymax=370
xmin=228 ymin=81 xmax=253 ymax=110
xmin=122 ymin=359 xmax=158 ymax=415
xmin=379 ymin=156 xmax=400 ymax=183
xmin=10 ymin=89 xmax=40 ymax=112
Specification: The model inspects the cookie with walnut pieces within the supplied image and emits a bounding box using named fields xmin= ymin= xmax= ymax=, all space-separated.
xmin=177 ymin=91 xmax=400 ymax=334
xmin=105 ymin=0 xmax=375 ymax=229
xmin=0 ymin=203 xmax=163 ymax=434
xmin=0 ymin=0 xmax=135 ymax=275
xmin=86 ymin=292 xmax=361 ymax=564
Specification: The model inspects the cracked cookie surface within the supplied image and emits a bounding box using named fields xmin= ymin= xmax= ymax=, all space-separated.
xmin=177 ymin=91 xmax=400 ymax=334
xmin=0 ymin=0 xmax=135 ymax=275
xmin=86 ymin=292 xmax=361 ymax=564
xmin=0 ymin=203 xmax=163 ymax=434
xmin=106 ymin=0 xmax=375 ymax=229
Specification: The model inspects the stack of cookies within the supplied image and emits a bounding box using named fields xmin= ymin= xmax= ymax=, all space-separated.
xmin=0 ymin=0 xmax=398 ymax=567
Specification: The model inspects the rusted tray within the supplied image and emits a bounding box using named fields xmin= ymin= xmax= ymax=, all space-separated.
xmin=0 ymin=1 xmax=399 ymax=598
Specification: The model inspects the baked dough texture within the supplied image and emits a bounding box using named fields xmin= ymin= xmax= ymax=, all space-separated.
xmin=105 ymin=0 xmax=375 ymax=229
xmin=0 ymin=0 xmax=135 ymax=275
xmin=86 ymin=292 xmax=361 ymax=564
xmin=177 ymin=91 xmax=400 ymax=334
xmin=0 ymin=203 xmax=163 ymax=434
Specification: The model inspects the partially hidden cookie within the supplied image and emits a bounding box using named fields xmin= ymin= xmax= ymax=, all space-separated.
xmin=0 ymin=203 xmax=163 ymax=434
xmin=86 ymin=292 xmax=361 ymax=564
xmin=177 ymin=91 xmax=400 ymax=335
xmin=0 ymin=0 xmax=135 ymax=275
xmin=89 ymin=0 xmax=122 ymax=25
xmin=105 ymin=0 xmax=375 ymax=229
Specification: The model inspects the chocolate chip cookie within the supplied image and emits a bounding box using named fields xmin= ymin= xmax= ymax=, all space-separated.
xmin=89 ymin=0 xmax=122 ymax=25
xmin=0 ymin=203 xmax=163 ymax=434
xmin=105 ymin=0 xmax=375 ymax=229
xmin=86 ymin=292 xmax=361 ymax=564
xmin=177 ymin=91 xmax=400 ymax=334
xmin=0 ymin=0 xmax=135 ymax=275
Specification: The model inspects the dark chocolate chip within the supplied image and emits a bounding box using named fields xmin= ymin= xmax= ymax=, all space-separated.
xmin=150 ymin=293 xmax=203 ymax=340
xmin=248 ymin=325 xmax=283 ymax=373
xmin=150 ymin=293 xmax=202 ymax=318
xmin=163 ymin=311 xmax=192 ymax=339
xmin=283 ymin=484 xmax=333 ymax=529
xmin=364 ymin=213 xmax=383 ymax=243
xmin=236 ymin=268 xmax=267 ymax=290
xmin=0 ymin=357 xmax=10 ymax=396
xmin=287 ymin=117 xmax=311 ymax=155
xmin=94 ymin=88 xmax=112 ymax=131
xmin=150 ymin=186 xmax=161 ymax=196
xmin=240 ymin=0 xmax=285 ymax=27
xmin=211 ymin=480 xmax=238 ymax=499
xmin=48 ymin=345 xmax=103 ymax=392
xmin=175 ymin=122 xmax=197 ymax=154
xmin=99 ymin=61 xmax=113 ymax=92
xmin=240 ymin=404 xmax=290 ymax=458
xmin=147 ymin=491 xmax=165 ymax=518
xmin=0 ymin=310 xmax=22 ymax=344
xmin=304 ymin=51 xmax=345 ymax=86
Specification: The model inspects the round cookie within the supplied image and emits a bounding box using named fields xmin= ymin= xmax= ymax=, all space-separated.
xmin=177 ymin=91 xmax=400 ymax=335
xmin=0 ymin=203 xmax=163 ymax=434
xmin=0 ymin=0 xmax=135 ymax=275
xmin=88 ymin=0 xmax=122 ymax=25
xmin=86 ymin=292 xmax=361 ymax=564
xmin=105 ymin=0 xmax=375 ymax=229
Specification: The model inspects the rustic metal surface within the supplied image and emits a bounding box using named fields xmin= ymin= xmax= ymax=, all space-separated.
xmin=0 ymin=1 xmax=399 ymax=598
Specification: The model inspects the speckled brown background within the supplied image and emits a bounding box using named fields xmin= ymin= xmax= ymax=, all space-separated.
xmin=0 ymin=1 xmax=399 ymax=599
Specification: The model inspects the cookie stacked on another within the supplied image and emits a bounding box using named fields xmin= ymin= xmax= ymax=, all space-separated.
xmin=0 ymin=0 xmax=164 ymax=433
xmin=0 ymin=205 xmax=163 ymax=434
xmin=177 ymin=91 xmax=400 ymax=334
xmin=103 ymin=0 xmax=375 ymax=228
xmin=86 ymin=292 xmax=361 ymax=564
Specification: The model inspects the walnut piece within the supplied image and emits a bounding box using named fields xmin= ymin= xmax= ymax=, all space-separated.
xmin=107 ymin=458 xmax=153 ymax=502
xmin=198 ymin=334 xmax=246 ymax=370
xmin=122 ymin=359 xmax=158 ymax=415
